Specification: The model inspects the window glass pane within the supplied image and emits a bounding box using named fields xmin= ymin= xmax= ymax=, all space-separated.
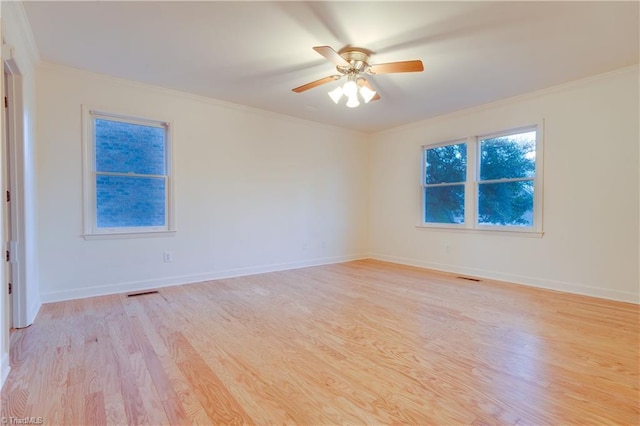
xmin=96 ymin=175 xmax=166 ymax=228
xmin=479 ymin=131 xmax=535 ymax=180
xmin=425 ymin=185 xmax=465 ymax=224
xmin=478 ymin=181 xmax=533 ymax=226
xmin=95 ymin=119 xmax=166 ymax=175
xmin=425 ymin=142 xmax=467 ymax=184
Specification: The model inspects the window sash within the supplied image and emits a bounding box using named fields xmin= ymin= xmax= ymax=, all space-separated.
xmin=476 ymin=179 xmax=535 ymax=228
xmin=423 ymin=181 xmax=465 ymax=188
xmin=94 ymin=174 xmax=168 ymax=229
xmin=424 ymin=184 xmax=466 ymax=225
xmin=477 ymin=176 xmax=533 ymax=185
xmin=423 ymin=140 xmax=467 ymax=187
xmin=95 ymin=171 xmax=168 ymax=179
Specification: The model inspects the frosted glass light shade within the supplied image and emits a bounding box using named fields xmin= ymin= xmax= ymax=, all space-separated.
xmin=345 ymin=94 xmax=360 ymax=108
xmin=328 ymin=86 xmax=343 ymax=104
xmin=343 ymin=80 xmax=358 ymax=97
xmin=359 ymin=86 xmax=376 ymax=103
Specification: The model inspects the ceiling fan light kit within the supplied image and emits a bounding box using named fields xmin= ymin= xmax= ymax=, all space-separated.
xmin=329 ymin=74 xmax=375 ymax=108
xmin=293 ymin=46 xmax=424 ymax=109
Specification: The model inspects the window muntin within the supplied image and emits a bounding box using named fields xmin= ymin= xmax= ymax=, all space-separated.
xmin=423 ymin=142 xmax=467 ymax=224
xmin=421 ymin=125 xmax=542 ymax=233
xmin=83 ymin=108 xmax=173 ymax=237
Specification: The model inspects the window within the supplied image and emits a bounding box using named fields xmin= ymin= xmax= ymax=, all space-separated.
xmin=83 ymin=108 xmax=174 ymax=237
xmin=421 ymin=124 xmax=543 ymax=234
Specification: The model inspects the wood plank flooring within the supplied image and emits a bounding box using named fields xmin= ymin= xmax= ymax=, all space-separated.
xmin=1 ymin=260 xmax=638 ymax=425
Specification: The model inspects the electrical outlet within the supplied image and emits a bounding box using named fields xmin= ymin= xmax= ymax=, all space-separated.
xmin=163 ymin=251 xmax=173 ymax=263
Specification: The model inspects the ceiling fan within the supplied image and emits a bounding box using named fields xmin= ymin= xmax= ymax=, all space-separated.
xmin=292 ymin=46 xmax=424 ymax=107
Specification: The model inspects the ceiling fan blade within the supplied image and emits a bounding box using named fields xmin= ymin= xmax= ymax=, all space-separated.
xmin=313 ymin=46 xmax=351 ymax=67
xmin=292 ymin=75 xmax=342 ymax=93
xmin=357 ymin=77 xmax=381 ymax=101
xmin=368 ymin=60 xmax=424 ymax=74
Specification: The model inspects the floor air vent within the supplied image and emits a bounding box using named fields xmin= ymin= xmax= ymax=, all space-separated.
xmin=456 ymin=276 xmax=482 ymax=282
xmin=127 ymin=290 xmax=160 ymax=297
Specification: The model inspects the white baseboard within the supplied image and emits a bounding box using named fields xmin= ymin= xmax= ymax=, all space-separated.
xmin=369 ymin=253 xmax=640 ymax=304
xmin=37 ymin=252 xmax=640 ymax=305
xmin=11 ymin=295 xmax=42 ymax=330
xmin=28 ymin=298 xmax=42 ymax=326
xmin=1 ymin=352 xmax=10 ymax=389
xmin=40 ymin=254 xmax=368 ymax=303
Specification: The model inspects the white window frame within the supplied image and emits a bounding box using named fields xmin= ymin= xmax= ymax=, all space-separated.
xmin=420 ymin=122 xmax=544 ymax=236
xmin=82 ymin=105 xmax=175 ymax=239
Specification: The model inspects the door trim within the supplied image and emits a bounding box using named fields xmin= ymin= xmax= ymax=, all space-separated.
xmin=3 ymin=48 xmax=29 ymax=328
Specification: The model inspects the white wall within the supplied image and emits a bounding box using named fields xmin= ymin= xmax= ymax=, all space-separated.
xmin=369 ymin=66 xmax=639 ymax=303
xmin=36 ymin=63 xmax=369 ymax=302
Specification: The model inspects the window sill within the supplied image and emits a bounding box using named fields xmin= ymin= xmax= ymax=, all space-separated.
xmin=83 ymin=230 xmax=176 ymax=240
xmin=415 ymin=224 xmax=543 ymax=238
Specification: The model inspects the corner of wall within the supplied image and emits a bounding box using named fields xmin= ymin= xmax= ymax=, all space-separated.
xmin=27 ymin=297 xmax=41 ymax=326
xmin=364 ymin=131 xmax=374 ymax=254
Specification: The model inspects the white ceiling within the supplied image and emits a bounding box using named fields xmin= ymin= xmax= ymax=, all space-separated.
xmin=22 ymin=1 xmax=639 ymax=133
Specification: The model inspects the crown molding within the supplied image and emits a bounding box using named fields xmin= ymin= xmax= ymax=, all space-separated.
xmin=2 ymin=1 xmax=41 ymax=71
xmin=37 ymin=61 xmax=367 ymax=138
xmin=377 ymin=64 xmax=639 ymax=136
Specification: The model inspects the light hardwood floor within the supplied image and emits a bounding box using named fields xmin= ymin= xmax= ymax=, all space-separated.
xmin=1 ymin=260 xmax=638 ymax=425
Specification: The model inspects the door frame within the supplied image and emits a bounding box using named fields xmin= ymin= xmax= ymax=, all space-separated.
xmin=3 ymin=47 xmax=28 ymax=329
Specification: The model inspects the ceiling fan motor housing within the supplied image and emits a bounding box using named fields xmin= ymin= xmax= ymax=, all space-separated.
xmin=337 ymin=49 xmax=371 ymax=74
